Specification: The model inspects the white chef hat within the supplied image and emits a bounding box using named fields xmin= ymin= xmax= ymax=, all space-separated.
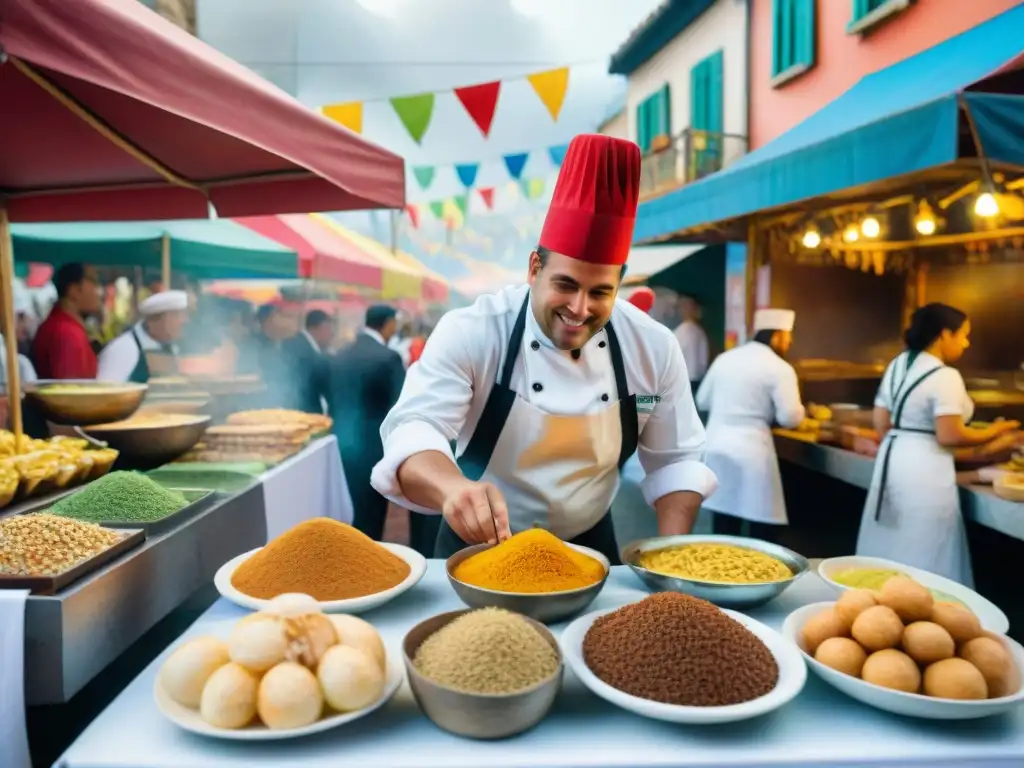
xmin=753 ymin=308 xmax=796 ymax=333
xmin=139 ymin=290 xmax=189 ymax=317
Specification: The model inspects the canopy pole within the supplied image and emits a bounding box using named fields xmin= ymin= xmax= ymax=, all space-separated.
xmin=0 ymin=207 xmax=24 ymax=441
xmin=389 ymin=210 xmax=398 ymax=255
xmin=161 ymin=233 xmax=171 ymax=290
xmin=744 ymin=218 xmax=758 ymax=340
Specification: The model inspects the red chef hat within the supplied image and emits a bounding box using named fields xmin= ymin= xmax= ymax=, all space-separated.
xmin=538 ymin=134 xmax=641 ymax=266
xmin=627 ymin=287 xmax=655 ymax=314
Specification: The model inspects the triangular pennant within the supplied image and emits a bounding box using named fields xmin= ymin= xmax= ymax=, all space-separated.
xmin=527 ymin=68 xmax=569 ymax=121
xmin=390 ymin=93 xmax=435 ymax=143
xmin=548 ymin=143 xmax=569 ymax=167
xmin=453 ymin=81 xmax=501 ymax=137
xmin=429 ymin=201 xmax=445 ymax=219
xmin=453 ymin=195 xmax=468 ymax=215
xmin=478 ymin=187 xmax=495 ymax=210
xmin=413 ymin=166 xmax=435 ymax=190
xmin=455 ymin=163 xmax=479 ymax=188
xmin=405 ymin=204 xmax=420 ymax=229
xmin=503 ymin=152 xmax=529 ymax=180
xmin=521 ymin=177 xmax=545 ymax=200
xmin=321 ymin=102 xmax=363 ymax=134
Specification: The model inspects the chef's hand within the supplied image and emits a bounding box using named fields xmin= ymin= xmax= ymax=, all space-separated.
xmin=441 ymin=479 xmax=511 ymax=546
xmin=993 ymin=419 xmax=1021 ymax=434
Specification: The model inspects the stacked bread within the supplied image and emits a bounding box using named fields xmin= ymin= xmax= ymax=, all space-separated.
xmin=178 ymin=409 xmax=333 ymax=465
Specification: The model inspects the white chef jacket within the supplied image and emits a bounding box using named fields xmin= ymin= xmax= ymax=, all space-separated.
xmin=96 ymin=323 xmax=177 ymax=382
xmin=0 ymin=334 xmax=37 ymax=387
xmin=371 ymin=284 xmax=717 ymax=514
xmin=673 ymin=320 xmax=709 ymax=381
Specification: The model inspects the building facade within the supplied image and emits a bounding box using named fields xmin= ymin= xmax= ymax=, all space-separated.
xmin=749 ymin=0 xmax=1021 ymax=148
xmin=608 ymin=0 xmax=750 ymax=199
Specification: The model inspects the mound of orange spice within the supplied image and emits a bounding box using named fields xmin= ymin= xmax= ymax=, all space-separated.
xmin=452 ymin=529 xmax=605 ymax=593
xmin=231 ymin=518 xmax=410 ymax=601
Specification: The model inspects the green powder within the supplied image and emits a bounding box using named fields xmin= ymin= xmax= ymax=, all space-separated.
xmin=51 ymin=471 xmax=188 ymax=523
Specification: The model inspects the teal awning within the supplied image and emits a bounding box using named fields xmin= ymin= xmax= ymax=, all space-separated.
xmin=634 ymin=3 xmax=1024 ymax=244
xmin=10 ymin=219 xmax=298 ymax=279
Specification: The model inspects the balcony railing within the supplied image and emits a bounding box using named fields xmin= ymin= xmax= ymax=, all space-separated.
xmin=639 ymin=128 xmax=748 ymax=200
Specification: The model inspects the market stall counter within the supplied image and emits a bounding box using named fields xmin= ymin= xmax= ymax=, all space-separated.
xmin=55 ymin=563 xmax=1024 ymax=768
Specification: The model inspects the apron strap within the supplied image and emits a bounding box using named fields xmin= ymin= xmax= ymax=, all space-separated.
xmin=499 ymin=296 xmax=530 ymax=389
xmin=605 ymin=320 xmax=638 ymax=469
xmin=128 ymin=328 xmax=151 ymax=384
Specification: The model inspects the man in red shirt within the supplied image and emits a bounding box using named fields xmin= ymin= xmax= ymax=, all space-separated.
xmin=32 ymin=263 xmax=102 ymax=380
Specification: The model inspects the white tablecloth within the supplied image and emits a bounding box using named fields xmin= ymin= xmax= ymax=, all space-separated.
xmin=55 ymin=564 xmax=1024 ymax=768
xmin=0 ymin=589 xmax=31 ymax=768
xmin=259 ymin=436 xmax=351 ymax=539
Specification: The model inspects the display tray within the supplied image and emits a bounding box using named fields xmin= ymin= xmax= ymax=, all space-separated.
xmin=16 ymin=488 xmax=216 ymax=537
xmin=0 ymin=527 xmax=145 ymax=595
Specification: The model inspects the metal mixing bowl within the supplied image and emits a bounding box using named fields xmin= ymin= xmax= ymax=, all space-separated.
xmin=403 ymin=609 xmax=563 ymax=739
xmin=445 ymin=542 xmax=609 ymax=624
xmin=24 ymin=380 xmax=147 ymax=426
xmin=82 ymin=416 xmax=210 ymax=470
xmin=620 ymin=534 xmax=809 ymax=610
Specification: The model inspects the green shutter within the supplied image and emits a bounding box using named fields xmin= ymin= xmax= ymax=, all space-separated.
xmin=657 ymin=84 xmax=672 ymax=138
xmin=773 ymin=0 xmax=815 ymax=79
xmin=636 ymin=101 xmax=649 ymax=153
xmin=707 ymin=51 xmax=723 ymax=134
xmin=852 ymin=0 xmax=872 ymax=21
xmin=690 ymin=60 xmax=706 ymax=131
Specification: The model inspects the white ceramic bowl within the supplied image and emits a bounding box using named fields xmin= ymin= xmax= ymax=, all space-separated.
xmin=783 ymin=602 xmax=1024 ymax=720
xmin=560 ymin=605 xmax=806 ymax=724
xmin=214 ymin=543 xmax=427 ymax=614
xmin=817 ymin=556 xmax=1009 ymax=634
xmin=155 ymin=646 xmax=404 ymax=740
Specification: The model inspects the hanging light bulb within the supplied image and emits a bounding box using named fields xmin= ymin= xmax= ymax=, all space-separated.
xmin=801 ymin=226 xmax=821 ymax=249
xmin=974 ymin=192 xmax=1000 ymax=218
xmin=861 ymin=217 xmax=881 ymax=239
xmin=914 ymin=201 xmax=937 ymax=236
xmin=842 ymin=225 xmax=859 ymax=243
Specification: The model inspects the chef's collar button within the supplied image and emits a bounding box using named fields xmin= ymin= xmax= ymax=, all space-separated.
xmin=530 ymin=340 xmax=540 ymax=351
xmin=571 ymin=349 xmax=581 ymax=360
xmin=601 ymin=393 xmax=609 ymax=402
xmin=598 ymin=341 xmax=607 ymax=348
xmin=532 ymin=382 xmax=543 ymax=392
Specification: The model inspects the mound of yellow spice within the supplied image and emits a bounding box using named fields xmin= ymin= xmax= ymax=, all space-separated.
xmin=452 ymin=529 xmax=605 ymax=593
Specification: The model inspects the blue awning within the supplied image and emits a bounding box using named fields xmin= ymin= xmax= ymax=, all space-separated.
xmin=634 ymin=3 xmax=1024 ymax=244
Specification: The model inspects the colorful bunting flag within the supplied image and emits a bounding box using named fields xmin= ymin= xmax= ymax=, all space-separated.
xmin=413 ymin=166 xmax=435 ymax=190
xmin=405 ymin=204 xmax=420 ymax=229
xmin=455 ymin=163 xmax=479 ymax=188
xmin=321 ymin=102 xmax=363 ymax=134
xmin=453 ymin=195 xmax=469 ymax=216
xmin=503 ymin=152 xmax=529 ymax=180
xmin=522 ymin=178 xmax=546 ymax=200
xmin=548 ymin=143 xmax=569 ymax=167
xmin=527 ymin=68 xmax=569 ymax=121
xmin=429 ymin=201 xmax=445 ymax=220
xmin=390 ymin=93 xmax=435 ymax=144
xmin=478 ymin=187 xmax=495 ymax=210
xmin=454 ymin=81 xmax=501 ymax=137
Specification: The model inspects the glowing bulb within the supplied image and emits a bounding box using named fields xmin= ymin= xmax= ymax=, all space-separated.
xmin=974 ymin=192 xmax=999 ymax=218
xmin=915 ymin=217 xmax=936 ymax=236
xmin=861 ymin=217 xmax=881 ymax=239
xmin=842 ymin=225 xmax=859 ymax=243
xmin=801 ymin=229 xmax=821 ymax=249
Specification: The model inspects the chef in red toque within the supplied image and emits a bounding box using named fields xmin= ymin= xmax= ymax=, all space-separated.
xmin=371 ymin=135 xmax=717 ymax=561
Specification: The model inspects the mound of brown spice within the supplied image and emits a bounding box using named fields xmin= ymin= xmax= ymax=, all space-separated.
xmin=230 ymin=518 xmax=411 ymax=601
xmin=582 ymin=592 xmax=778 ymax=707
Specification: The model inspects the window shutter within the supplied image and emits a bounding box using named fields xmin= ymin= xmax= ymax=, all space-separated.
xmin=853 ymin=0 xmax=869 ymax=20
xmin=657 ymin=83 xmax=672 ymax=137
xmin=690 ymin=60 xmax=706 ymax=131
xmin=707 ymin=51 xmax=724 ymax=133
xmin=636 ymin=101 xmax=649 ymax=153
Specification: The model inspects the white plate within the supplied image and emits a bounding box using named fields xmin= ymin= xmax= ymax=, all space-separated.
xmin=817 ymin=556 xmax=1009 ymax=634
xmin=214 ymin=543 xmax=427 ymax=613
xmin=560 ymin=605 xmax=806 ymax=724
xmin=155 ymin=647 xmax=404 ymax=740
xmin=783 ymin=602 xmax=1024 ymax=720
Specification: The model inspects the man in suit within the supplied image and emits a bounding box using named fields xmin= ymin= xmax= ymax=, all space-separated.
xmin=283 ymin=310 xmax=333 ymax=414
xmin=329 ymin=305 xmax=406 ymax=542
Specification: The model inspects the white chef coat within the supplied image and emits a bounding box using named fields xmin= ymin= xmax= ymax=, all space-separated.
xmin=388 ymin=334 xmax=413 ymax=367
xmin=673 ymin=320 xmax=709 ymax=381
xmin=0 ymin=334 xmax=37 ymax=387
xmin=372 ymin=284 xmax=717 ymax=514
xmin=856 ymin=351 xmax=974 ymax=585
xmin=695 ymin=341 xmax=805 ymax=524
xmin=96 ymin=323 xmax=177 ymax=382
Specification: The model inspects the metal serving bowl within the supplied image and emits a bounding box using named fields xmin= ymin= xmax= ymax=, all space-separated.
xmin=445 ymin=542 xmax=609 ymax=624
xmin=24 ymin=380 xmax=147 ymax=426
xmin=620 ymin=534 xmax=809 ymax=610
xmin=403 ymin=609 xmax=563 ymax=739
xmin=82 ymin=415 xmax=210 ymax=470
xmin=137 ymin=396 xmax=212 ymax=415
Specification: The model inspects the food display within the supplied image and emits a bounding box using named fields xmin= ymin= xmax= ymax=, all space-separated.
xmin=582 ymin=593 xmax=779 ymax=706
xmin=230 ymin=518 xmax=411 ymax=602
xmin=31 ymin=383 xmax=138 ymax=396
xmin=177 ymin=409 xmax=332 ymax=465
xmin=800 ymin=578 xmax=1019 ymax=700
xmin=832 ymin=567 xmax=965 ymax=606
xmin=635 ymin=542 xmax=793 ymax=584
xmin=413 ymin=607 xmax=559 ymax=694
xmin=451 ymin=528 xmax=605 ymax=593
xmin=0 ymin=513 xmax=130 ymax=577
xmin=158 ymin=594 xmax=388 ymax=731
xmin=994 ymin=472 xmax=1024 ymax=502
xmin=0 ymin=431 xmax=119 ymax=508
xmin=89 ymin=413 xmax=206 ymax=430
xmin=50 ymin=471 xmax=188 ymax=524
xmin=226 ymin=410 xmax=332 ymax=433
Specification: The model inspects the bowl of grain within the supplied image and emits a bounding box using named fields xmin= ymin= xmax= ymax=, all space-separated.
xmin=82 ymin=413 xmax=211 ymax=470
xmin=25 ymin=380 xmax=148 ymax=426
xmin=403 ymin=608 xmax=563 ymax=739
xmin=620 ymin=534 xmax=808 ymax=610
xmin=445 ymin=529 xmax=609 ymax=624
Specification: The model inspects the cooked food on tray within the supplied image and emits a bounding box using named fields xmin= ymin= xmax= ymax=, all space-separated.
xmin=0 ymin=513 xmax=129 ymax=577
xmin=226 ymin=410 xmax=332 ymax=432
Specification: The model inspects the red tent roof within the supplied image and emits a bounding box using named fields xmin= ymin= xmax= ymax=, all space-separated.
xmin=0 ymin=0 xmax=405 ymax=222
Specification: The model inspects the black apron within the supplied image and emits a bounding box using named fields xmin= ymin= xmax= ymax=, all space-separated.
xmin=126 ymin=328 xmax=175 ymax=384
xmin=433 ymin=294 xmax=639 ymax=564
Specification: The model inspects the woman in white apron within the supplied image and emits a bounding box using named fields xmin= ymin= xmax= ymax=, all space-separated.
xmin=856 ymin=303 xmax=1020 ymax=586
xmin=695 ymin=309 xmax=806 ymax=543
